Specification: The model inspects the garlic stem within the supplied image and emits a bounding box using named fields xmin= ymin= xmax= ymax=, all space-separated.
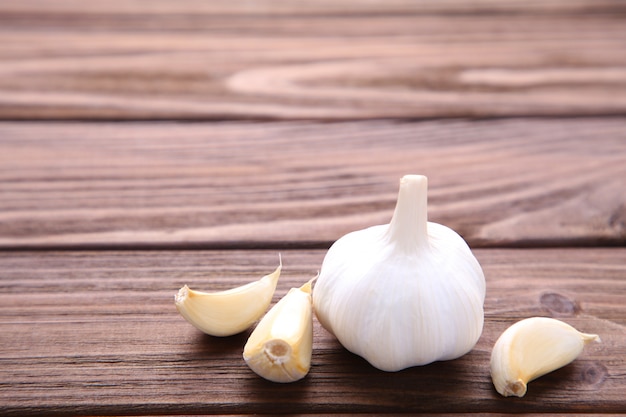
xmin=386 ymin=175 xmax=429 ymax=251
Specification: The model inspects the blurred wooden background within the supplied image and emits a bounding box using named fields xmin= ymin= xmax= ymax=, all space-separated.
xmin=1 ymin=0 xmax=625 ymax=120
xmin=0 ymin=1 xmax=624 ymax=415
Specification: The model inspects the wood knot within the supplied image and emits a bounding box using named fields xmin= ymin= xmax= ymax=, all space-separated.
xmin=577 ymin=361 xmax=608 ymax=387
xmin=540 ymin=292 xmax=579 ymax=316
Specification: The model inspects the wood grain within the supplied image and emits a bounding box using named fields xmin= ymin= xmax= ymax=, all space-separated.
xmin=0 ymin=249 xmax=623 ymax=416
xmin=1 ymin=118 xmax=625 ymax=249
xmin=0 ymin=1 xmax=625 ymax=120
xmin=1 ymin=2 xmax=623 ymax=416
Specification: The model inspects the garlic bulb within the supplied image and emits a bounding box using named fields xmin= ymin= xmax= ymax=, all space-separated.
xmin=175 ymin=258 xmax=281 ymax=337
xmin=313 ymin=175 xmax=485 ymax=372
xmin=490 ymin=317 xmax=600 ymax=397
xmin=243 ymin=279 xmax=314 ymax=383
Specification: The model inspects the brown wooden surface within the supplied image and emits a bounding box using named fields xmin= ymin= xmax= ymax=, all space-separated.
xmin=0 ymin=1 xmax=625 ymax=120
xmin=0 ymin=249 xmax=624 ymax=416
xmin=1 ymin=118 xmax=625 ymax=249
xmin=0 ymin=1 xmax=625 ymax=415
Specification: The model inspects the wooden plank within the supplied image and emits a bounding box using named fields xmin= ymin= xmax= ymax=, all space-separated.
xmin=1 ymin=119 xmax=625 ymax=249
xmin=0 ymin=249 xmax=623 ymax=415
xmin=0 ymin=1 xmax=625 ymax=120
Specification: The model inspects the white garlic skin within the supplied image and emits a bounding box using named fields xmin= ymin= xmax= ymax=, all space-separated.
xmin=312 ymin=175 xmax=486 ymax=372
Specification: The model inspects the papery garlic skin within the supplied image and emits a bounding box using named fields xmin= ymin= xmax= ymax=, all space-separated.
xmin=174 ymin=259 xmax=281 ymax=337
xmin=313 ymin=175 xmax=485 ymax=372
xmin=490 ymin=317 xmax=600 ymax=397
xmin=243 ymin=279 xmax=314 ymax=383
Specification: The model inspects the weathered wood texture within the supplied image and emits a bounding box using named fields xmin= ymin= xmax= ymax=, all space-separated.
xmin=0 ymin=1 xmax=625 ymax=120
xmin=0 ymin=249 xmax=623 ymax=416
xmin=1 ymin=118 xmax=625 ymax=249
xmin=1 ymin=1 xmax=624 ymax=415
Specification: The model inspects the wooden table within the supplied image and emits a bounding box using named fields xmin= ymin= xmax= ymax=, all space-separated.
xmin=1 ymin=1 xmax=624 ymax=415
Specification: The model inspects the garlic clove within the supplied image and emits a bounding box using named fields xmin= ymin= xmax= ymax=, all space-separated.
xmin=490 ymin=317 xmax=600 ymax=397
xmin=174 ymin=257 xmax=281 ymax=337
xmin=243 ymin=279 xmax=314 ymax=383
